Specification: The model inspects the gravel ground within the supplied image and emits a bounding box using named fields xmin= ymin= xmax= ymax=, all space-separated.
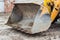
xmin=0 ymin=23 xmax=60 ymax=40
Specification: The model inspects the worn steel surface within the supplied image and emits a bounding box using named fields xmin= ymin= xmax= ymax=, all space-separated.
xmin=31 ymin=9 xmax=51 ymax=33
xmin=7 ymin=4 xmax=40 ymax=34
xmin=6 ymin=4 xmax=51 ymax=34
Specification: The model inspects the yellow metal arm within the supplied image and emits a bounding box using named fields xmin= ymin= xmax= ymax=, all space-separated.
xmin=51 ymin=0 xmax=60 ymax=22
xmin=44 ymin=0 xmax=60 ymax=22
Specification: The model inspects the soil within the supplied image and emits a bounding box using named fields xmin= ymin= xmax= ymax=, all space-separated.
xmin=0 ymin=23 xmax=60 ymax=40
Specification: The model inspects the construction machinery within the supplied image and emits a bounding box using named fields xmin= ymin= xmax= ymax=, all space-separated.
xmin=3 ymin=0 xmax=60 ymax=34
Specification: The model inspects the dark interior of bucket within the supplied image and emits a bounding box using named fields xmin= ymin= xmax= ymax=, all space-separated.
xmin=7 ymin=3 xmax=40 ymax=26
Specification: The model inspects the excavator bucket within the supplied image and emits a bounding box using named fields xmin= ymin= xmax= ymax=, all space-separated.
xmin=6 ymin=3 xmax=52 ymax=34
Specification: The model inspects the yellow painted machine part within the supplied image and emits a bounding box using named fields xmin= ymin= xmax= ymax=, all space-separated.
xmin=51 ymin=8 xmax=59 ymax=22
xmin=51 ymin=0 xmax=60 ymax=22
xmin=44 ymin=0 xmax=60 ymax=22
xmin=44 ymin=0 xmax=52 ymax=13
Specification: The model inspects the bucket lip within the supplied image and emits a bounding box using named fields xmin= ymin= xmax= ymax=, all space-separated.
xmin=14 ymin=0 xmax=33 ymax=3
xmin=14 ymin=3 xmax=41 ymax=6
xmin=14 ymin=0 xmax=43 ymax=5
xmin=14 ymin=3 xmax=40 ymax=6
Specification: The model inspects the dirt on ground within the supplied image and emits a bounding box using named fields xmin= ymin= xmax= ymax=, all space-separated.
xmin=0 ymin=23 xmax=59 ymax=40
